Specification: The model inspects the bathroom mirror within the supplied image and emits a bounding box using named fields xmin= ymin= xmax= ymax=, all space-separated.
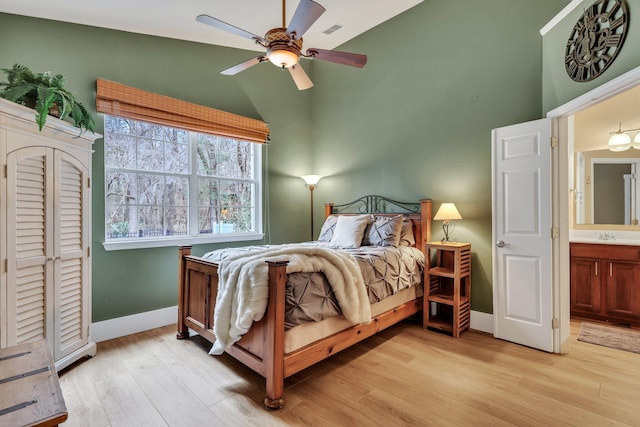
xmin=574 ymin=150 xmax=640 ymax=226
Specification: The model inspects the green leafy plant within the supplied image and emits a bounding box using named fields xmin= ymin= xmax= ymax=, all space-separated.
xmin=0 ymin=63 xmax=95 ymax=134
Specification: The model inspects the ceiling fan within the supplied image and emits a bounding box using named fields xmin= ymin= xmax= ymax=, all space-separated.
xmin=196 ymin=0 xmax=368 ymax=90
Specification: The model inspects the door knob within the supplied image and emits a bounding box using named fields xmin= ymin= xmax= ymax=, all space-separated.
xmin=496 ymin=240 xmax=509 ymax=248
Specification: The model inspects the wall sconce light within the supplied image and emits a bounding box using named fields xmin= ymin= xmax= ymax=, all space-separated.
xmin=608 ymin=122 xmax=640 ymax=152
xmin=433 ymin=202 xmax=462 ymax=243
xmin=301 ymin=175 xmax=323 ymax=240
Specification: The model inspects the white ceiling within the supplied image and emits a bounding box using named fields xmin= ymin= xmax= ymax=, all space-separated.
xmin=575 ymin=85 xmax=640 ymax=152
xmin=0 ymin=0 xmax=423 ymax=52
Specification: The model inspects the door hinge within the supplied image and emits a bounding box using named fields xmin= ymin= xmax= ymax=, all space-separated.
xmin=3 ymin=259 xmax=7 ymax=273
xmin=550 ymin=136 xmax=558 ymax=148
xmin=87 ymin=246 xmax=91 ymax=257
xmin=87 ymin=177 xmax=91 ymax=188
xmin=551 ymin=227 xmax=559 ymax=238
xmin=552 ymin=318 xmax=559 ymax=329
xmin=3 ymin=164 xmax=7 ymax=178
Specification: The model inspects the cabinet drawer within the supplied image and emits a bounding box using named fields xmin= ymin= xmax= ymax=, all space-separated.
xmin=571 ymin=243 xmax=640 ymax=262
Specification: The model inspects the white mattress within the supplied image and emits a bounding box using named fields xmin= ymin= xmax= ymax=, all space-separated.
xmin=284 ymin=285 xmax=422 ymax=354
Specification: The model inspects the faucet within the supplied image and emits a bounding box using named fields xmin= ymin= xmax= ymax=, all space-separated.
xmin=598 ymin=232 xmax=616 ymax=240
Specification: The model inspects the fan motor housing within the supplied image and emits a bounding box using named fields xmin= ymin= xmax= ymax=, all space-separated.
xmin=265 ymin=27 xmax=303 ymax=54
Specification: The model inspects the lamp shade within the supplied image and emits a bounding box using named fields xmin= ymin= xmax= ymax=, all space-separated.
xmin=434 ymin=203 xmax=462 ymax=222
xmin=608 ymin=131 xmax=631 ymax=152
xmin=301 ymin=175 xmax=323 ymax=186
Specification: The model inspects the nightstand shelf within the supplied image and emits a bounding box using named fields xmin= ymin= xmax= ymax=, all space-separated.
xmin=424 ymin=241 xmax=471 ymax=337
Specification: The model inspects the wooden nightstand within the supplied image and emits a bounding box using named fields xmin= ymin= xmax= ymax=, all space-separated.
xmin=424 ymin=241 xmax=471 ymax=337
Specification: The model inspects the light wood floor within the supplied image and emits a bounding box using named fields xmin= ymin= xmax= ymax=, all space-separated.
xmin=57 ymin=320 xmax=640 ymax=427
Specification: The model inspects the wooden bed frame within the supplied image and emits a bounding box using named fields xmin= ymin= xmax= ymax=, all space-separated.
xmin=177 ymin=196 xmax=432 ymax=409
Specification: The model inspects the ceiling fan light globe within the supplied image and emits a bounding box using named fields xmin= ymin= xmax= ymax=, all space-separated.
xmin=267 ymin=48 xmax=300 ymax=68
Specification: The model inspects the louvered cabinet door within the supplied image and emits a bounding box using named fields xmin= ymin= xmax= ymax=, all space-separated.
xmin=5 ymin=147 xmax=90 ymax=362
xmin=53 ymin=151 xmax=90 ymax=361
xmin=6 ymin=147 xmax=55 ymax=348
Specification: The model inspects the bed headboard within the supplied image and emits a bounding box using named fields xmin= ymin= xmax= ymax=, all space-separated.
xmin=324 ymin=195 xmax=432 ymax=253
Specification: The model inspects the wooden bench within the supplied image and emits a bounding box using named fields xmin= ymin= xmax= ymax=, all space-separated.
xmin=0 ymin=340 xmax=68 ymax=427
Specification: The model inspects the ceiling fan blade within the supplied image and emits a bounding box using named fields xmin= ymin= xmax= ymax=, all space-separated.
xmin=221 ymin=56 xmax=267 ymax=75
xmin=287 ymin=0 xmax=326 ymax=39
xmin=307 ymin=48 xmax=368 ymax=68
xmin=288 ymin=64 xmax=314 ymax=90
xmin=197 ymin=14 xmax=264 ymax=43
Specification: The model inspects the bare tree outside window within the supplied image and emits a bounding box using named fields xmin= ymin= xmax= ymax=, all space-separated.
xmin=104 ymin=116 xmax=259 ymax=241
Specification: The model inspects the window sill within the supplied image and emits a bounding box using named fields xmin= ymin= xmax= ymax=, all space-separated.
xmin=101 ymin=233 xmax=265 ymax=251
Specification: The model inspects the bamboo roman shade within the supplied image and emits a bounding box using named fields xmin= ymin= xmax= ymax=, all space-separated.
xmin=96 ymin=79 xmax=270 ymax=143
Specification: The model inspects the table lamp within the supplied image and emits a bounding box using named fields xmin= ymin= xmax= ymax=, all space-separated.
xmin=434 ymin=202 xmax=462 ymax=243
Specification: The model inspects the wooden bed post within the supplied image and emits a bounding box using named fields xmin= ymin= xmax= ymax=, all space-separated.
xmin=420 ymin=199 xmax=432 ymax=250
xmin=177 ymin=246 xmax=192 ymax=339
xmin=324 ymin=202 xmax=334 ymax=219
xmin=263 ymin=260 xmax=289 ymax=410
xmin=420 ymin=200 xmax=432 ymax=329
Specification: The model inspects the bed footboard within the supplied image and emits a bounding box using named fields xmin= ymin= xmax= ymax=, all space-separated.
xmin=177 ymin=246 xmax=288 ymax=409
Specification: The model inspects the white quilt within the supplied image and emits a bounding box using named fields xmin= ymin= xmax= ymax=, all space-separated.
xmin=206 ymin=244 xmax=371 ymax=355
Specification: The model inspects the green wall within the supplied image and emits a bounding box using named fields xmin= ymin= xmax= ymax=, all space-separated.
xmin=1 ymin=0 xmax=569 ymax=321
xmin=542 ymin=0 xmax=640 ymax=112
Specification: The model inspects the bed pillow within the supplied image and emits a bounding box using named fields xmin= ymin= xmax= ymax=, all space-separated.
xmin=399 ymin=219 xmax=416 ymax=247
xmin=317 ymin=215 xmax=339 ymax=242
xmin=363 ymin=215 xmax=404 ymax=247
xmin=329 ymin=215 xmax=370 ymax=248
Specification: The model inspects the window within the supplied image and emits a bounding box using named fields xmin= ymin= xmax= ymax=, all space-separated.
xmin=103 ymin=115 xmax=262 ymax=250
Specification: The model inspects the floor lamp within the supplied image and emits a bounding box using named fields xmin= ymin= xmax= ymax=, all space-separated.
xmin=301 ymin=175 xmax=323 ymax=241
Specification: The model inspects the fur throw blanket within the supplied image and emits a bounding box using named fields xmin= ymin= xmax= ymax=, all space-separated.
xmin=206 ymin=244 xmax=371 ymax=355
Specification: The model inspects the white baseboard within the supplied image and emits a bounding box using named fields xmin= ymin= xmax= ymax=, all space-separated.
xmin=92 ymin=305 xmax=177 ymax=343
xmin=470 ymin=310 xmax=494 ymax=334
xmin=91 ymin=306 xmax=494 ymax=343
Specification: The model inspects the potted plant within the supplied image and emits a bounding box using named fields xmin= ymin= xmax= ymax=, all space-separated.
xmin=0 ymin=63 xmax=95 ymax=134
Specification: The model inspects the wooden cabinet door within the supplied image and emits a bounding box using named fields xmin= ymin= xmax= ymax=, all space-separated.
xmin=570 ymin=257 xmax=601 ymax=316
xmin=606 ymin=261 xmax=640 ymax=321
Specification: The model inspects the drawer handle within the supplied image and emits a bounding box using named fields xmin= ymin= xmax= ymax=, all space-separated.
xmin=595 ymin=261 xmax=598 ymax=276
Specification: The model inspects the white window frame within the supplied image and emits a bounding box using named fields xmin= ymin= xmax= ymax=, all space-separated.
xmin=102 ymin=117 xmax=264 ymax=251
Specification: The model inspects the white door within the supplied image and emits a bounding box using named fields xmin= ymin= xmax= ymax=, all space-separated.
xmin=492 ymin=118 xmax=554 ymax=352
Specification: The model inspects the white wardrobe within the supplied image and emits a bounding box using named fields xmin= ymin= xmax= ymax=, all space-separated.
xmin=0 ymin=98 xmax=99 ymax=370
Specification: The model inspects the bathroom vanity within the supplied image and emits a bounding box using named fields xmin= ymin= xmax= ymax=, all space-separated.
xmin=570 ymin=241 xmax=640 ymax=327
